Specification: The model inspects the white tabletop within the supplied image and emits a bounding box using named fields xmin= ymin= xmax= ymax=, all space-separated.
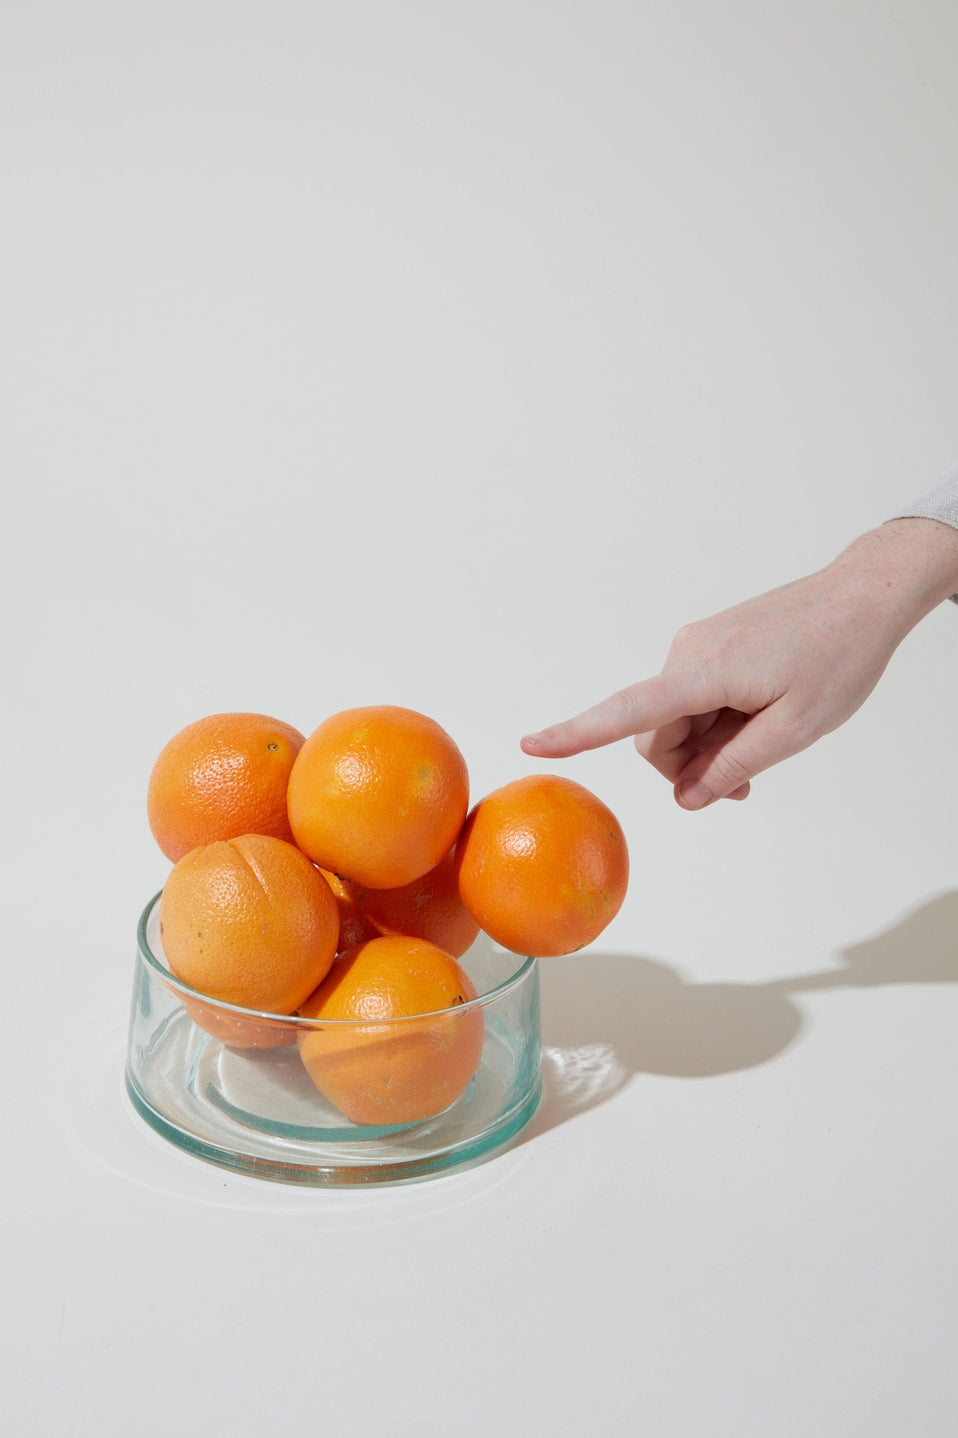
xmin=5 ymin=5 xmax=958 ymax=1434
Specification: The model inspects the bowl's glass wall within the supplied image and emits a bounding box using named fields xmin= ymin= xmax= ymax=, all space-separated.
xmin=126 ymin=894 xmax=541 ymax=1186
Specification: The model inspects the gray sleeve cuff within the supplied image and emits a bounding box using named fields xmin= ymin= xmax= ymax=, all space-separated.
xmin=886 ymin=464 xmax=958 ymax=604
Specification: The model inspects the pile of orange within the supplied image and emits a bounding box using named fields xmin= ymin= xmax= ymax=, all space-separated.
xmin=147 ymin=704 xmax=629 ymax=1123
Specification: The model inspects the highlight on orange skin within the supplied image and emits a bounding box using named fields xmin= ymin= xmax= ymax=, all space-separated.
xmin=454 ymin=773 xmax=629 ymax=958
xmin=287 ymin=705 xmax=469 ymax=889
xmin=296 ymin=936 xmax=485 ymax=1125
xmin=159 ymin=834 xmax=340 ymax=1046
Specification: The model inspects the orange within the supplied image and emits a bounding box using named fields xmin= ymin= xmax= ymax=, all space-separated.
xmin=287 ymin=705 xmax=469 ymax=889
xmin=455 ymin=773 xmax=629 ymax=957
xmin=171 ymin=994 xmax=299 ymax=1052
xmin=297 ymin=936 xmax=485 ymax=1125
xmin=320 ymin=848 xmax=480 ymax=958
xmin=147 ymin=711 xmax=306 ymax=862
xmin=159 ymin=833 xmax=339 ymax=1048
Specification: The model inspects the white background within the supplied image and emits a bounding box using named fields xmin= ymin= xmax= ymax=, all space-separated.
xmin=4 ymin=3 xmax=958 ymax=1434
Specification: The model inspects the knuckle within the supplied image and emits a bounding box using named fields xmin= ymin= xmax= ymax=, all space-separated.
xmin=610 ymin=684 xmax=643 ymax=720
xmin=667 ymin=620 xmax=710 ymax=662
xmin=666 ymin=624 xmax=697 ymax=663
xmin=705 ymin=748 xmax=752 ymax=791
xmin=670 ymin=621 xmax=699 ymax=649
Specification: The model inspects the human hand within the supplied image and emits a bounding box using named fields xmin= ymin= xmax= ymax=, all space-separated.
xmin=521 ymin=520 xmax=958 ymax=809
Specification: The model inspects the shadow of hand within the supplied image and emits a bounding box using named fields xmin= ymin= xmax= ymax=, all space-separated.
xmin=529 ymin=889 xmax=958 ymax=1139
xmin=837 ymin=889 xmax=958 ymax=987
xmin=530 ymin=952 xmax=803 ymax=1136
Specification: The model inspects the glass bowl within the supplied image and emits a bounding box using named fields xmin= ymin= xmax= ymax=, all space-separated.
xmin=125 ymin=893 xmax=542 ymax=1187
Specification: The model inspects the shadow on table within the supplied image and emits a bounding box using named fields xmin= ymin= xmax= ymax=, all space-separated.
xmin=526 ymin=889 xmax=958 ymax=1138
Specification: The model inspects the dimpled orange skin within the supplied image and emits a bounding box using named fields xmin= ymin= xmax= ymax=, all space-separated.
xmin=159 ymin=834 xmax=340 ymax=1047
xmin=454 ymin=774 xmax=629 ymax=958
xmin=320 ymin=848 xmax=480 ymax=958
xmin=287 ymin=705 xmax=470 ymax=889
xmin=147 ymin=712 xmax=306 ymax=862
xmin=297 ymin=936 xmax=485 ymax=1125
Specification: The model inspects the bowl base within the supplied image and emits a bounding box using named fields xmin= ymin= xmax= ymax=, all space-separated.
xmin=125 ymin=1009 xmax=541 ymax=1187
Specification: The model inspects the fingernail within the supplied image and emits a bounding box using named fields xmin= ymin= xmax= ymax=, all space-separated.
xmin=522 ymin=733 xmax=543 ymax=746
xmin=678 ymin=779 xmax=713 ymax=810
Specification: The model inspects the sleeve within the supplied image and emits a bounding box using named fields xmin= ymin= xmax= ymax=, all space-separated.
xmin=886 ymin=464 xmax=958 ymax=604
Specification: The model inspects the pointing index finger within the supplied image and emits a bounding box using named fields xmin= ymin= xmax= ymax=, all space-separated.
xmin=521 ymin=674 xmax=706 ymax=757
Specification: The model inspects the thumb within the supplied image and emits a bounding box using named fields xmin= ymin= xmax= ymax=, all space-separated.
xmin=673 ymin=706 xmax=802 ymax=810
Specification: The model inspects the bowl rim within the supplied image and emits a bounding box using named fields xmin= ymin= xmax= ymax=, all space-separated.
xmin=136 ymin=890 xmax=538 ymax=1030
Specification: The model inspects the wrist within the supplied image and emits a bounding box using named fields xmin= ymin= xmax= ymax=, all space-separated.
xmin=833 ymin=518 xmax=958 ymax=630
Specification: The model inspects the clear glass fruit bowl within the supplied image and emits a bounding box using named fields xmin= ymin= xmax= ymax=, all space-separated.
xmin=126 ymin=893 xmax=542 ymax=1187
